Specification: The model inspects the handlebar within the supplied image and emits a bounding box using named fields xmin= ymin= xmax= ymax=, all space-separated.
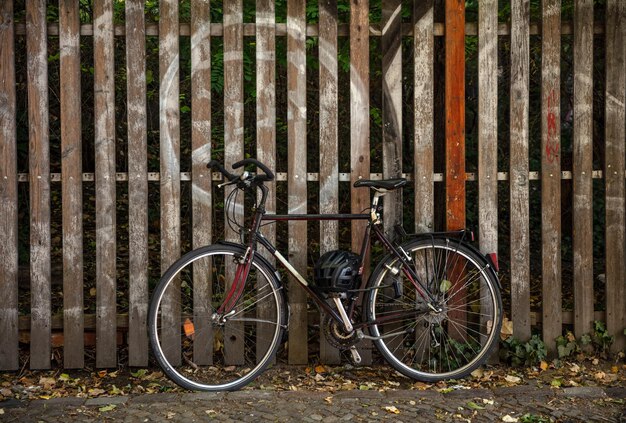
xmin=207 ymin=158 xmax=274 ymax=183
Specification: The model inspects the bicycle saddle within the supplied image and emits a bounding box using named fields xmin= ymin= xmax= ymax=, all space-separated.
xmin=353 ymin=178 xmax=407 ymax=191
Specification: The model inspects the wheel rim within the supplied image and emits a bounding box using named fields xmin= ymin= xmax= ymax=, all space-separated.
xmin=151 ymin=249 xmax=283 ymax=390
xmin=369 ymin=242 xmax=500 ymax=379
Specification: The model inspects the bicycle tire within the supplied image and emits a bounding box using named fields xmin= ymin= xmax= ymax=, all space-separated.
xmin=365 ymin=237 xmax=502 ymax=381
xmin=148 ymin=244 xmax=287 ymax=391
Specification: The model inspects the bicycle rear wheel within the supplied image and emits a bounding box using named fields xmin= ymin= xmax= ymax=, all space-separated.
xmin=366 ymin=237 xmax=502 ymax=381
xmin=148 ymin=244 xmax=286 ymax=391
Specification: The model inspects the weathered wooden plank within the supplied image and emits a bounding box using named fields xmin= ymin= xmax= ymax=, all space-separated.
xmin=190 ymin=0 xmax=212 ymax=366
xmin=509 ymin=0 xmax=531 ymax=342
xmin=287 ymin=0 xmax=308 ymax=365
xmin=413 ymin=0 xmax=434 ymax=234
xmin=382 ymin=0 xmax=402 ymax=240
xmin=59 ymin=0 xmax=84 ymax=369
xmin=0 ymin=0 xmax=19 ymax=371
xmin=572 ymin=0 xmax=594 ymax=339
xmin=318 ymin=0 xmax=341 ymax=364
xmin=445 ymin=0 xmax=465 ymax=231
xmin=541 ymin=0 xmax=562 ymax=355
xmin=256 ymin=0 xmax=277 ymax=364
xmin=126 ymin=0 xmax=149 ymax=367
xmin=351 ymin=0 xmax=372 ymax=365
xmin=604 ymin=0 xmax=626 ymax=352
xmin=478 ymin=0 xmax=498 ymax=255
xmin=26 ymin=0 xmax=51 ymax=370
xmin=223 ymin=0 xmax=244 ymax=365
xmin=94 ymin=0 xmax=117 ymax=368
xmin=159 ymin=0 xmax=181 ymax=367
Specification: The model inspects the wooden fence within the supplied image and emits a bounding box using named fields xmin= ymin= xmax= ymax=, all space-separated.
xmin=0 ymin=0 xmax=625 ymax=371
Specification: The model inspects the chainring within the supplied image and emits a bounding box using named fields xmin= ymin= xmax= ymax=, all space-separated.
xmin=321 ymin=313 xmax=359 ymax=350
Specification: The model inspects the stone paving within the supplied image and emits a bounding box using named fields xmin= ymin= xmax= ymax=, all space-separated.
xmin=1 ymin=385 xmax=625 ymax=422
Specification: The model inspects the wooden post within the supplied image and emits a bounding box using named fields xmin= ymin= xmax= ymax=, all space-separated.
xmin=319 ymin=0 xmax=341 ymax=364
xmin=126 ymin=0 xmax=149 ymax=367
xmin=94 ymin=0 xmax=116 ymax=368
xmin=541 ymin=0 xmax=562 ymax=355
xmin=191 ymin=0 xmax=213 ymax=366
xmin=256 ymin=0 xmax=277 ymax=363
xmin=27 ymin=0 xmax=51 ymax=370
xmin=60 ymin=0 xmax=84 ymax=369
xmin=159 ymin=0 xmax=181 ymax=366
xmin=572 ymin=0 xmax=594 ymax=339
xmin=509 ymin=0 xmax=531 ymax=342
xmin=382 ymin=0 xmax=402 ymax=239
xmin=223 ymin=0 xmax=244 ymax=365
xmin=0 ymin=0 xmax=19 ymax=371
xmin=604 ymin=0 xmax=626 ymax=352
xmin=413 ymin=0 xmax=434 ymax=234
xmin=287 ymin=0 xmax=308 ymax=365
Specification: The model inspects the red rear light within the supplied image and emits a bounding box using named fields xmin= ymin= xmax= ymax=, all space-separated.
xmin=487 ymin=252 xmax=499 ymax=272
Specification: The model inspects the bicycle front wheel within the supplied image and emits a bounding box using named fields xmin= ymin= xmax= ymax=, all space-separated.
xmin=366 ymin=237 xmax=502 ymax=381
xmin=148 ymin=244 xmax=287 ymax=391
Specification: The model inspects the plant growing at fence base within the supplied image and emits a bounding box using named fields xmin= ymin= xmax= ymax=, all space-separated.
xmin=499 ymin=335 xmax=548 ymax=367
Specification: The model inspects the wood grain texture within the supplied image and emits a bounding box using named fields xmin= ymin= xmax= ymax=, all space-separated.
xmin=59 ymin=0 xmax=84 ymax=369
xmin=604 ymin=0 xmax=626 ymax=352
xmin=541 ymin=0 xmax=562 ymax=355
xmin=509 ymin=0 xmax=531 ymax=342
xmin=413 ymin=0 xmax=434 ymax=234
xmin=26 ymin=0 xmax=51 ymax=370
xmin=572 ymin=0 xmax=594 ymax=339
xmin=126 ymin=0 xmax=149 ymax=367
xmin=191 ymin=0 xmax=212 ymax=366
xmin=478 ymin=0 xmax=498 ymax=255
xmin=287 ymin=0 xmax=308 ymax=365
xmin=318 ymin=0 xmax=341 ymax=364
xmin=382 ymin=0 xmax=402 ymax=240
xmin=256 ymin=0 xmax=277 ymax=363
xmin=223 ymin=0 xmax=244 ymax=365
xmin=445 ymin=0 xmax=465 ymax=231
xmin=351 ymin=0 xmax=372 ymax=364
xmin=94 ymin=0 xmax=116 ymax=368
xmin=159 ymin=0 xmax=181 ymax=366
xmin=0 ymin=0 xmax=19 ymax=371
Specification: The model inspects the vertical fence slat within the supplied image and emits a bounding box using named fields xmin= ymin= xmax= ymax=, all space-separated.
xmin=478 ymin=0 xmax=498 ymax=255
xmin=94 ymin=0 xmax=116 ymax=368
xmin=191 ymin=0 xmax=212 ymax=366
xmin=382 ymin=0 xmax=402 ymax=239
xmin=572 ymin=0 xmax=594 ymax=339
xmin=159 ymin=0 xmax=181 ymax=366
xmin=318 ymin=0 xmax=341 ymax=364
xmin=509 ymin=0 xmax=531 ymax=342
xmin=27 ymin=0 xmax=51 ymax=370
xmin=223 ymin=0 xmax=244 ymax=365
xmin=604 ymin=0 xmax=626 ymax=352
xmin=541 ymin=0 xmax=562 ymax=354
xmin=351 ymin=0 xmax=372 ymax=364
xmin=413 ymin=0 xmax=434 ymax=234
xmin=256 ymin=0 xmax=277 ymax=363
xmin=126 ymin=0 xmax=149 ymax=367
xmin=287 ymin=0 xmax=308 ymax=365
xmin=60 ymin=0 xmax=84 ymax=369
xmin=0 ymin=0 xmax=19 ymax=371
xmin=445 ymin=0 xmax=465 ymax=232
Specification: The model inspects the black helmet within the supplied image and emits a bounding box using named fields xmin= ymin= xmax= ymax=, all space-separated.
xmin=314 ymin=250 xmax=361 ymax=291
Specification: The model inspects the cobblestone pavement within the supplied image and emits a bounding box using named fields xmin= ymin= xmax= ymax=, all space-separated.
xmin=1 ymin=385 xmax=625 ymax=422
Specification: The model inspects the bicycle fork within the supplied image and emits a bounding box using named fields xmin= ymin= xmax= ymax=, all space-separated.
xmin=216 ymin=247 xmax=254 ymax=318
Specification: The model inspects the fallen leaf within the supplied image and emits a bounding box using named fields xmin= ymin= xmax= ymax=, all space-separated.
xmin=0 ymin=409 xmax=4 ymax=415
xmin=314 ymin=365 xmax=326 ymax=374
xmin=384 ymin=405 xmax=400 ymax=414
xmin=99 ymin=404 xmax=117 ymax=412
xmin=324 ymin=396 xmax=333 ymax=404
xmin=500 ymin=317 xmax=513 ymax=340
xmin=504 ymin=375 xmax=521 ymax=384
xmin=594 ymin=371 xmax=606 ymax=380
xmin=39 ymin=377 xmax=56 ymax=388
xmin=205 ymin=410 xmax=217 ymax=415
xmin=502 ymin=415 xmax=518 ymax=422
xmin=466 ymin=401 xmax=484 ymax=410
xmin=540 ymin=361 xmax=549 ymax=371
xmin=550 ymin=378 xmax=562 ymax=388
xmin=611 ymin=366 xmax=619 ymax=374
xmin=471 ymin=368 xmax=484 ymax=379
xmin=97 ymin=370 xmax=107 ymax=378
xmin=482 ymin=398 xmax=494 ymax=405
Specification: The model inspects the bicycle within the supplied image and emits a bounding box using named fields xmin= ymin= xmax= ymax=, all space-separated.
xmin=148 ymin=158 xmax=503 ymax=391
